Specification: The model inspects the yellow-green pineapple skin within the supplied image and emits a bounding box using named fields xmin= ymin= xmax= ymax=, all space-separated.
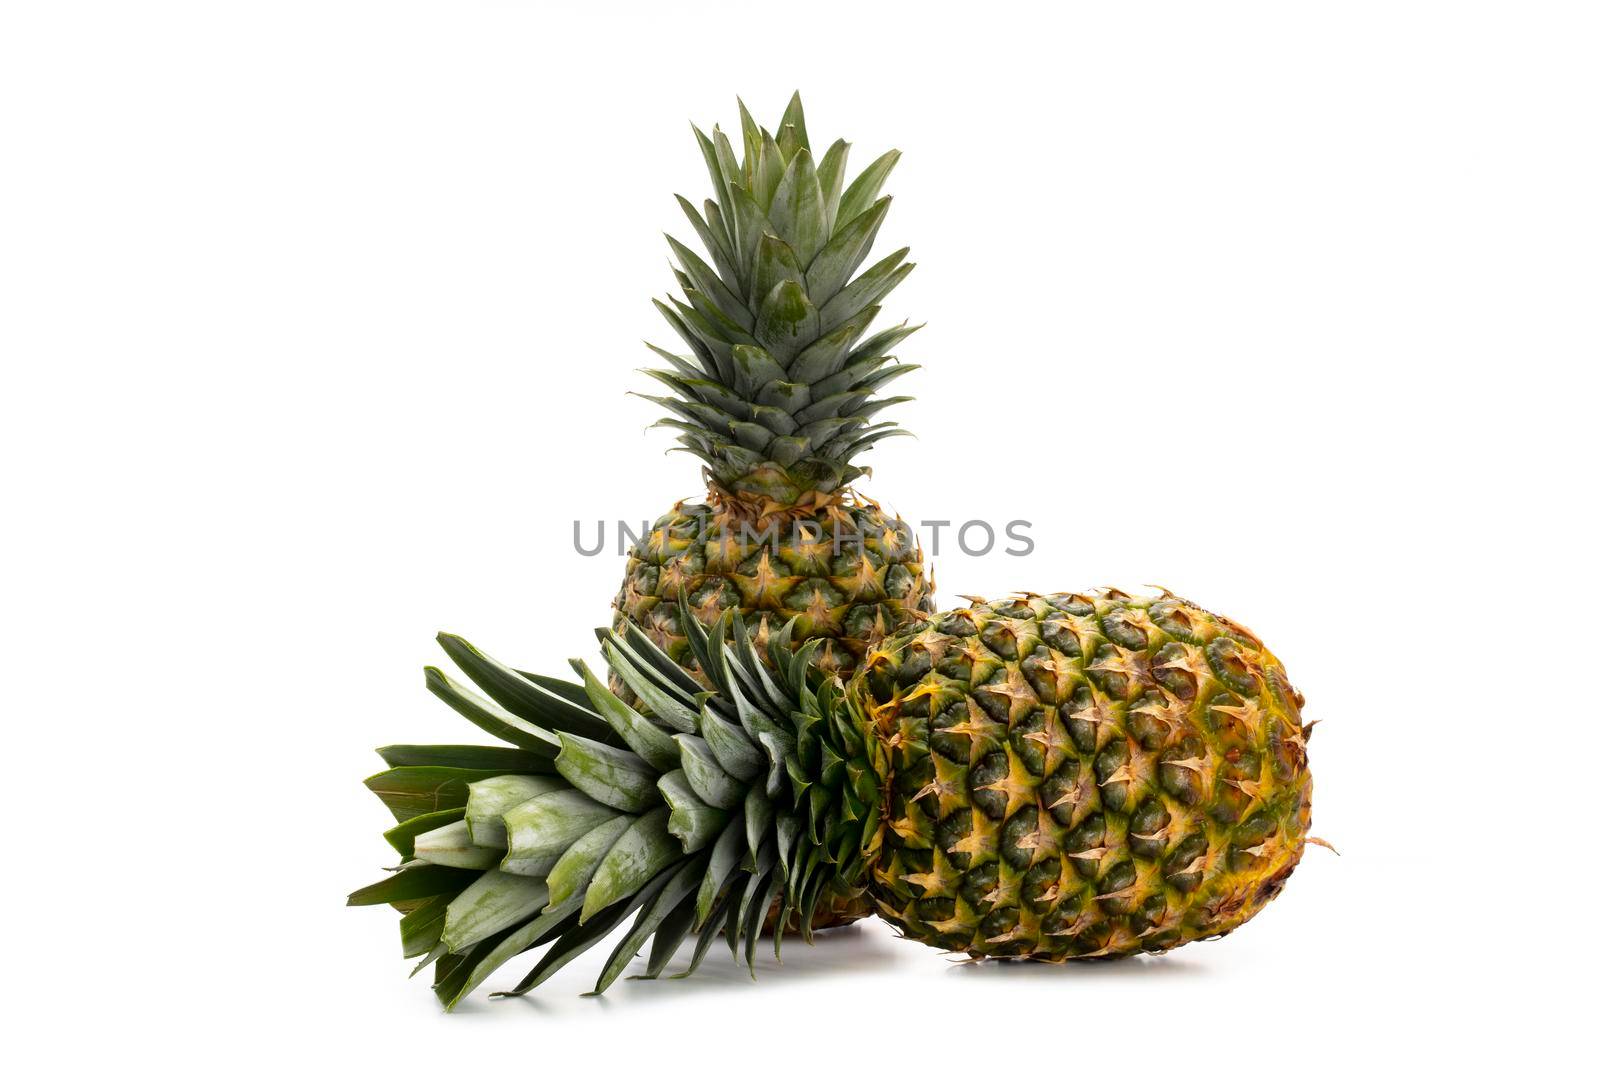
xmin=613 ymin=498 xmax=933 ymax=681
xmin=856 ymin=590 xmax=1312 ymax=959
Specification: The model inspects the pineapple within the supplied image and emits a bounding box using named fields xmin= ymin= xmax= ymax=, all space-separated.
xmin=615 ymin=92 xmax=932 ymax=689
xmin=350 ymin=589 xmax=1314 ymax=1005
xmin=858 ymin=590 xmax=1313 ymax=958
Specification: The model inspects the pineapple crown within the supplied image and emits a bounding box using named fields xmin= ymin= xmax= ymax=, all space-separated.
xmin=349 ymin=603 xmax=888 ymax=1007
xmin=641 ymin=92 xmax=920 ymax=506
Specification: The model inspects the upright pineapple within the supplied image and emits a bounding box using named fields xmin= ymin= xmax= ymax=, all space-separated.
xmin=615 ymin=93 xmax=932 ymax=688
xmin=351 ymin=588 xmax=1314 ymax=1005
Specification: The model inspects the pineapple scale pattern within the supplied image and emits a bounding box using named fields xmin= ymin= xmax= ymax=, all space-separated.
xmin=615 ymin=500 xmax=934 ymax=680
xmin=859 ymin=591 xmax=1313 ymax=959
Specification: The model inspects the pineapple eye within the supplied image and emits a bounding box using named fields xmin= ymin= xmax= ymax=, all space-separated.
xmin=979 ymin=618 xmax=1021 ymax=658
xmin=1100 ymin=609 xmax=1150 ymax=649
xmin=1206 ymin=636 xmax=1262 ymax=696
xmin=1149 ymin=598 xmax=1199 ymax=639
xmin=1040 ymin=616 xmax=1086 ymax=658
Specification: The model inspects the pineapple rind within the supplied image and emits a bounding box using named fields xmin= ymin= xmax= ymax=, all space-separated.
xmin=614 ymin=499 xmax=934 ymax=682
xmin=856 ymin=590 xmax=1313 ymax=959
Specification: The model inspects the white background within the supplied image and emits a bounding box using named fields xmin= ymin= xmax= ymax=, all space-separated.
xmin=5 ymin=1 xmax=1596 ymax=1062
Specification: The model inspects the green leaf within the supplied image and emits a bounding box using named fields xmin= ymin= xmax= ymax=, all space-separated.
xmin=846 ymin=316 xmax=920 ymax=363
xmin=364 ymin=766 xmax=499 ymax=823
xmin=667 ymin=235 xmax=755 ymax=331
xmin=811 ymin=353 xmax=917 ymax=402
xmin=378 ymin=744 xmax=552 ymax=774
xmin=555 ymin=732 xmax=661 ymax=812
xmin=679 ymin=601 xmax=716 ymax=686
xmin=805 ymin=196 xmax=891 ymax=308
xmin=658 ymin=768 xmax=733 ymax=851
xmin=753 ymin=128 xmax=784 ymax=208
xmin=431 ymin=921 xmax=527 ymax=1009
xmin=437 ymin=634 xmax=616 ymax=744
xmin=766 ymin=435 xmax=807 ymax=466
xmin=777 ymin=92 xmax=809 ymax=157
xmin=744 ymin=786 xmax=774 ymax=858
xmin=546 ymin=813 xmax=631 ymax=908
xmin=399 ymin=894 xmax=452 ymax=958
xmin=695 ymin=810 xmax=747 ymax=923
xmin=442 ymin=870 xmax=550 ymax=953
xmin=465 ymin=775 xmax=563 ymax=848
xmin=640 ymin=892 xmax=699 ymax=979
xmin=420 ymin=667 xmax=560 ymax=757
xmin=775 ymin=812 xmax=802 ymax=879
xmin=600 ymin=637 xmax=699 ymax=733
xmin=500 ymin=867 xmax=674 ymax=997
xmin=758 ymin=731 xmax=795 ymax=796
xmin=698 ymin=706 xmax=762 ymax=781
xmin=754 ymin=377 xmax=811 ymax=415
xmin=820 ymin=254 xmax=914 ymax=334
xmin=582 ymin=808 xmax=680 ymax=922
xmin=348 ymin=864 xmax=476 ymax=906
xmin=384 ymin=806 xmax=466 ymax=860
xmin=725 ymin=181 xmax=766 ymax=285
xmin=615 ymin=620 xmax=706 ymax=696
xmin=501 ymin=789 xmax=617 ymax=877
xmin=654 ymin=297 xmax=730 ymax=381
xmin=768 ymin=148 xmax=827 ymax=267
xmin=822 ymin=425 xmax=910 ymax=460
xmin=676 ymin=734 xmax=744 ymax=807
xmin=752 ymin=234 xmax=805 ymax=317
xmin=786 ymin=306 xmax=879 ymax=385
xmin=729 ymin=343 xmax=787 ymax=397
xmin=692 ymin=124 xmax=732 ymax=222
xmin=729 ymin=418 xmax=776 ymax=453
xmin=592 ymin=857 xmax=704 ymax=994
xmin=837 ymin=148 xmax=900 ymax=229
xmin=703 ymin=198 xmax=736 ymax=273
xmin=730 ymin=612 xmax=791 ymax=712
xmin=675 ymin=194 xmax=741 ymax=293
xmin=816 ymin=138 xmax=850 ymax=233
xmin=735 ymin=102 xmax=761 ymax=180
xmin=677 ymin=282 xmax=758 ymax=346
xmin=414 ymin=819 xmax=502 ymax=870
xmin=677 ymin=885 xmax=736 ymax=978
xmin=743 ymin=872 xmax=781 ymax=973
xmin=511 ymin=669 xmax=592 ymax=710
xmin=575 ymin=661 xmax=680 ymax=771
xmin=640 ymin=361 xmax=743 ymax=415
xmin=723 ymin=650 xmax=785 ymax=741
xmin=732 ymin=843 xmax=777 ymax=958
xmin=442 ymin=895 xmax=580 ymax=1009
xmin=754 ymin=279 xmax=820 ymax=355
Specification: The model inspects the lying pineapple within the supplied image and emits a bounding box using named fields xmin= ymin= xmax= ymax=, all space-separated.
xmin=351 ymin=589 xmax=1314 ymax=1006
xmin=862 ymin=591 xmax=1312 ymax=956
xmin=615 ymin=92 xmax=933 ymax=686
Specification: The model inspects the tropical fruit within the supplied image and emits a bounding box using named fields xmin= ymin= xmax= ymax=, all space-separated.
xmin=350 ymin=588 xmax=1314 ymax=1005
xmin=859 ymin=590 xmax=1313 ymax=958
xmin=615 ymin=92 xmax=933 ymax=689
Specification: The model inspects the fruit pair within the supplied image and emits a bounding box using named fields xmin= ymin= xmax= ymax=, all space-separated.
xmin=350 ymin=97 xmax=1317 ymax=1005
xmin=350 ymin=590 xmax=1314 ymax=1006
